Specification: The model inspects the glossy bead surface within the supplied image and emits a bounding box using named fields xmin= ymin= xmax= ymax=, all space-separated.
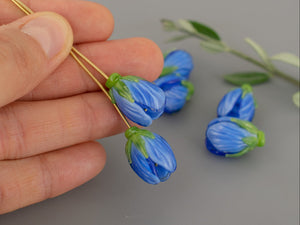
xmin=154 ymin=74 xmax=194 ymax=113
xmin=217 ymin=84 xmax=256 ymax=121
xmin=125 ymin=127 xmax=177 ymax=184
xmin=205 ymin=117 xmax=265 ymax=157
xmin=106 ymin=73 xmax=165 ymax=127
xmin=161 ymin=49 xmax=194 ymax=79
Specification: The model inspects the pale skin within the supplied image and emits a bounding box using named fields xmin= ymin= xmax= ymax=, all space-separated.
xmin=0 ymin=0 xmax=163 ymax=214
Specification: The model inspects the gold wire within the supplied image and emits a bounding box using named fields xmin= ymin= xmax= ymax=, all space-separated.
xmin=11 ymin=0 xmax=109 ymax=80
xmin=15 ymin=0 xmax=33 ymax=14
xmin=70 ymin=52 xmax=131 ymax=128
xmin=11 ymin=0 xmax=30 ymax=15
xmin=69 ymin=51 xmax=111 ymax=99
xmin=11 ymin=0 xmax=131 ymax=129
xmin=71 ymin=47 xmax=109 ymax=79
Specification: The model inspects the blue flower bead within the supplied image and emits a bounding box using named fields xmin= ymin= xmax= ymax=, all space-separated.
xmin=217 ymin=84 xmax=256 ymax=121
xmin=125 ymin=127 xmax=177 ymax=184
xmin=161 ymin=49 xmax=194 ymax=79
xmin=106 ymin=73 xmax=166 ymax=127
xmin=154 ymin=74 xmax=194 ymax=113
xmin=205 ymin=117 xmax=265 ymax=157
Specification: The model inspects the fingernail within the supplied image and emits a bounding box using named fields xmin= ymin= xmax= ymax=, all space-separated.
xmin=21 ymin=14 xmax=71 ymax=59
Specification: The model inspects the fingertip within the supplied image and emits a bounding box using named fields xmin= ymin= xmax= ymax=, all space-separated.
xmin=81 ymin=37 xmax=164 ymax=81
xmin=74 ymin=1 xmax=114 ymax=42
xmin=0 ymin=12 xmax=74 ymax=107
xmin=38 ymin=141 xmax=107 ymax=198
xmin=0 ymin=141 xmax=107 ymax=214
xmin=3 ymin=0 xmax=115 ymax=43
xmin=45 ymin=141 xmax=107 ymax=198
xmin=93 ymin=3 xmax=115 ymax=41
xmin=82 ymin=141 xmax=107 ymax=177
xmin=133 ymin=37 xmax=164 ymax=81
xmin=20 ymin=12 xmax=74 ymax=61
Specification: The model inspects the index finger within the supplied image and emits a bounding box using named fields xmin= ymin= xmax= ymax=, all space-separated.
xmin=1 ymin=0 xmax=114 ymax=43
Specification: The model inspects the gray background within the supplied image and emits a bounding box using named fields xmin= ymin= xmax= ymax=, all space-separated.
xmin=1 ymin=0 xmax=299 ymax=224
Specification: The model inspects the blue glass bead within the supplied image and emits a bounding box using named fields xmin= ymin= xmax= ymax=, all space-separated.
xmin=205 ymin=117 xmax=265 ymax=157
xmin=125 ymin=127 xmax=177 ymax=184
xmin=106 ymin=73 xmax=165 ymax=127
xmin=154 ymin=74 xmax=194 ymax=113
xmin=217 ymin=84 xmax=256 ymax=121
xmin=161 ymin=49 xmax=194 ymax=79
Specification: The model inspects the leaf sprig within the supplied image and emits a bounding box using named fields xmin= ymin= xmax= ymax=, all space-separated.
xmin=161 ymin=19 xmax=300 ymax=107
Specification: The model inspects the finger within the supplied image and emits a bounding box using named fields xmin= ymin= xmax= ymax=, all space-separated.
xmin=0 ymin=141 xmax=106 ymax=214
xmin=1 ymin=0 xmax=114 ymax=43
xmin=21 ymin=37 xmax=164 ymax=101
xmin=0 ymin=12 xmax=73 ymax=108
xmin=0 ymin=92 xmax=128 ymax=160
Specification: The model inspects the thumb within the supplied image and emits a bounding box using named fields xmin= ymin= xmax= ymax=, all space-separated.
xmin=0 ymin=12 xmax=73 ymax=107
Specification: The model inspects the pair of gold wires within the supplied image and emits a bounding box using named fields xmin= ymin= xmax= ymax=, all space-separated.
xmin=10 ymin=0 xmax=131 ymax=128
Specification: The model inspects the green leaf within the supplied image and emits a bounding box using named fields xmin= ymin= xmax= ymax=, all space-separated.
xmin=230 ymin=118 xmax=259 ymax=134
xmin=271 ymin=53 xmax=300 ymax=67
xmin=163 ymin=48 xmax=177 ymax=58
xmin=200 ymin=41 xmax=228 ymax=53
xmin=241 ymin=84 xmax=253 ymax=98
xmin=177 ymin=19 xmax=197 ymax=33
xmin=106 ymin=74 xmax=138 ymax=103
xmin=224 ymin=72 xmax=270 ymax=85
xmin=293 ymin=91 xmax=300 ymax=108
xmin=181 ymin=80 xmax=195 ymax=100
xmin=109 ymin=89 xmax=116 ymax=104
xmin=125 ymin=140 xmax=133 ymax=163
xmin=160 ymin=66 xmax=178 ymax=76
xmin=242 ymin=136 xmax=258 ymax=147
xmin=161 ymin=19 xmax=177 ymax=31
xmin=124 ymin=127 xmax=155 ymax=159
xmin=122 ymin=75 xmax=141 ymax=82
xmin=166 ymin=34 xmax=191 ymax=43
xmin=245 ymin=38 xmax=274 ymax=69
xmin=225 ymin=147 xmax=252 ymax=158
xmin=114 ymin=80 xmax=135 ymax=103
xmin=188 ymin=20 xmax=221 ymax=40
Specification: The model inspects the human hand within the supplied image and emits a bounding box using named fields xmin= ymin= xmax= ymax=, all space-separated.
xmin=0 ymin=0 xmax=163 ymax=214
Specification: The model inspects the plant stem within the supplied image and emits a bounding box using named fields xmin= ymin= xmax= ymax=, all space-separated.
xmin=176 ymin=27 xmax=300 ymax=87
xmin=228 ymin=49 xmax=300 ymax=87
xmin=228 ymin=49 xmax=268 ymax=71
xmin=272 ymin=68 xmax=300 ymax=87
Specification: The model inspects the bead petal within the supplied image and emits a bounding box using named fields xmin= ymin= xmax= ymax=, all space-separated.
xmin=206 ymin=121 xmax=251 ymax=154
xmin=130 ymin=143 xmax=161 ymax=184
xmin=122 ymin=79 xmax=165 ymax=120
xmin=164 ymin=50 xmax=194 ymax=79
xmin=206 ymin=117 xmax=264 ymax=157
xmin=112 ymin=88 xmax=153 ymax=126
xmin=217 ymin=88 xmax=243 ymax=117
xmin=239 ymin=93 xmax=255 ymax=121
xmin=164 ymin=84 xmax=188 ymax=113
xmin=207 ymin=117 xmax=233 ymax=128
xmin=155 ymin=165 xmax=172 ymax=182
xmin=205 ymin=137 xmax=226 ymax=156
xmin=143 ymin=133 xmax=177 ymax=173
xmin=154 ymin=73 xmax=184 ymax=86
